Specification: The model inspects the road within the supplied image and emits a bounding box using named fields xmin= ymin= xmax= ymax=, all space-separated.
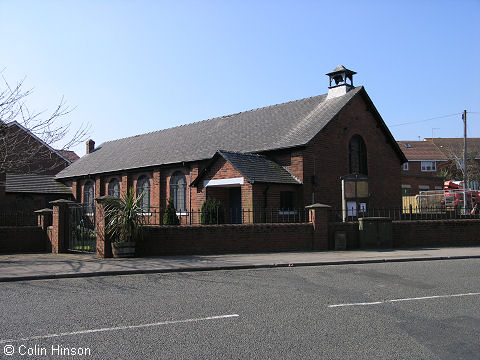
xmin=1 ymin=259 xmax=479 ymax=359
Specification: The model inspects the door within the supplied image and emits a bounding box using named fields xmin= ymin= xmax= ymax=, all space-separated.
xmin=229 ymin=187 xmax=242 ymax=224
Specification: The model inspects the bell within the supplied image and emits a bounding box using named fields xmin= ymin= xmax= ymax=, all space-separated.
xmin=333 ymin=74 xmax=344 ymax=85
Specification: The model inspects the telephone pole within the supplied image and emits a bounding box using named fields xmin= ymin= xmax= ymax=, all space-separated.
xmin=463 ymin=110 xmax=467 ymax=214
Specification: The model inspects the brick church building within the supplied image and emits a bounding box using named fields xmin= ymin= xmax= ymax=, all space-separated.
xmin=56 ymin=66 xmax=407 ymax=222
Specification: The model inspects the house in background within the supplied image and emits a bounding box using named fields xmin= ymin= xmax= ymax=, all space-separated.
xmin=0 ymin=172 xmax=73 ymax=212
xmin=397 ymin=140 xmax=448 ymax=196
xmin=56 ymin=66 xmax=407 ymax=222
xmin=1 ymin=121 xmax=74 ymax=175
xmin=0 ymin=121 xmax=78 ymax=211
xmin=425 ymin=137 xmax=480 ymax=190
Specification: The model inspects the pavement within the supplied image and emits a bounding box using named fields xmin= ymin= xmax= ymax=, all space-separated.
xmin=1 ymin=246 xmax=480 ymax=282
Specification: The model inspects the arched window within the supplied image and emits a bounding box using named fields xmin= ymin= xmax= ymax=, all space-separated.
xmin=108 ymin=178 xmax=120 ymax=198
xmin=136 ymin=176 xmax=150 ymax=212
xmin=349 ymin=135 xmax=368 ymax=175
xmin=170 ymin=171 xmax=186 ymax=211
xmin=84 ymin=181 xmax=95 ymax=214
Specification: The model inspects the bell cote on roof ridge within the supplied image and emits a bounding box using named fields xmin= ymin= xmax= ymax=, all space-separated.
xmin=326 ymin=65 xmax=356 ymax=100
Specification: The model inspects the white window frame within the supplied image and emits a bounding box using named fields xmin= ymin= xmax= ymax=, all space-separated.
xmin=402 ymin=162 xmax=409 ymax=171
xmin=421 ymin=161 xmax=436 ymax=172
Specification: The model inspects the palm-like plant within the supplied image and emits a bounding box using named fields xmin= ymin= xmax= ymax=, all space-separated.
xmin=104 ymin=188 xmax=145 ymax=243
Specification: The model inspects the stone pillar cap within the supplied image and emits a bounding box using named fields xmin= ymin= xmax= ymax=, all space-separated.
xmin=49 ymin=199 xmax=76 ymax=206
xmin=34 ymin=208 xmax=54 ymax=213
xmin=305 ymin=203 xmax=331 ymax=209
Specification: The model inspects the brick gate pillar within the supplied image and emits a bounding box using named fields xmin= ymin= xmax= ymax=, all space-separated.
xmin=95 ymin=196 xmax=112 ymax=258
xmin=306 ymin=204 xmax=331 ymax=250
xmin=35 ymin=208 xmax=53 ymax=252
xmin=49 ymin=199 xmax=75 ymax=253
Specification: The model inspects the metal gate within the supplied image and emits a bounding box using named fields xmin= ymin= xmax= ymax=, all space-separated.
xmin=69 ymin=205 xmax=96 ymax=253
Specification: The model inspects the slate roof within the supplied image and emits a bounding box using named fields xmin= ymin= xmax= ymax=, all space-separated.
xmin=397 ymin=141 xmax=448 ymax=161
xmin=5 ymin=173 xmax=72 ymax=194
xmin=56 ymin=87 xmax=368 ymax=179
xmin=326 ymin=65 xmax=356 ymax=76
xmin=214 ymin=150 xmax=300 ymax=184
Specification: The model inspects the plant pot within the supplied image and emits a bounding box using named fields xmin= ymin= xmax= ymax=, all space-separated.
xmin=111 ymin=241 xmax=136 ymax=258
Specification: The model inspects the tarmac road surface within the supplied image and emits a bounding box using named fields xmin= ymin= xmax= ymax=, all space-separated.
xmin=1 ymin=259 xmax=479 ymax=359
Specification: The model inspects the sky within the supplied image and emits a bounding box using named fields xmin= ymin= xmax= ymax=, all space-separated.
xmin=1 ymin=0 xmax=479 ymax=157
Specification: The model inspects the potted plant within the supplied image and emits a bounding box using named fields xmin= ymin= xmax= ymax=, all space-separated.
xmin=104 ymin=189 xmax=145 ymax=258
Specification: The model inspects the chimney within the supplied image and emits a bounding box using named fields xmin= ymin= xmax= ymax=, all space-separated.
xmin=326 ymin=65 xmax=356 ymax=100
xmin=86 ymin=139 xmax=95 ymax=154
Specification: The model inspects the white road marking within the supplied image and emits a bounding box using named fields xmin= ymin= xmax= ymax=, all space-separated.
xmin=329 ymin=292 xmax=480 ymax=308
xmin=0 ymin=314 xmax=240 ymax=344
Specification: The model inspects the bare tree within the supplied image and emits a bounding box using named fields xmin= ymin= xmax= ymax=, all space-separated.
xmin=0 ymin=73 xmax=89 ymax=174
xmin=437 ymin=143 xmax=480 ymax=189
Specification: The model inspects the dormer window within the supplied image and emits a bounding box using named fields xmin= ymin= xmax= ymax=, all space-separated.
xmin=404 ymin=143 xmax=412 ymax=149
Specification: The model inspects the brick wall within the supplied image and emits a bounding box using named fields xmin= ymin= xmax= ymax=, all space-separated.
xmin=0 ymin=226 xmax=47 ymax=253
xmin=137 ymin=223 xmax=314 ymax=256
xmin=329 ymin=222 xmax=359 ymax=249
xmin=392 ymin=220 xmax=480 ymax=248
xmin=303 ymin=94 xmax=403 ymax=209
xmin=329 ymin=219 xmax=480 ymax=249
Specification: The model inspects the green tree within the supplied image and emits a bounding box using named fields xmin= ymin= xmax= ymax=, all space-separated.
xmin=163 ymin=198 xmax=180 ymax=225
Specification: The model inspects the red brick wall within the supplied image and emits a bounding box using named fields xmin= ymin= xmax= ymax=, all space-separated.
xmin=329 ymin=219 xmax=480 ymax=249
xmin=328 ymin=222 xmax=359 ymax=249
xmin=392 ymin=219 xmax=480 ymax=247
xmin=304 ymin=94 xmax=403 ymax=209
xmin=0 ymin=226 xmax=47 ymax=253
xmin=138 ymin=223 xmax=313 ymax=255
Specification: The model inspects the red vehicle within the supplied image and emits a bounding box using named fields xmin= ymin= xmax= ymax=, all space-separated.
xmin=441 ymin=181 xmax=480 ymax=209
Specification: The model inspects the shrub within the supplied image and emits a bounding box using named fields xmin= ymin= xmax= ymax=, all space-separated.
xmin=163 ymin=198 xmax=180 ymax=225
xmin=201 ymin=198 xmax=225 ymax=225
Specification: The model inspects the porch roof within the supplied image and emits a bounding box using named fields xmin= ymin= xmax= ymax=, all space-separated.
xmin=191 ymin=150 xmax=302 ymax=186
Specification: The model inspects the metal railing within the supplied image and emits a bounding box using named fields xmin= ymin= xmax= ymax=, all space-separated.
xmin=0 ymin=210 xmax=37 ymax=226
xmin=137 ymin=207 xmax=310 ymax=226
xmin=329 ymin=206 xmax=480 ymax=222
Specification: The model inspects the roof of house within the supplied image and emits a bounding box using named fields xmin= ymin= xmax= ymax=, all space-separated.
xmin=192 ymin=150 xmax=301 ymax=186
xmin=57 ymin=150 xmax=80 ymax=163
xmin=56 ymin=86 xmax=405 ymax=179
xmin=397 ymin=141 xmax=448 ymax=161
xmin=6 ymin=121 xmax=72 ymax=165
xmin=5 ymin=173 xmax=72 ymax=194
xmin=424 ymin=138 xmax=480 ymax=159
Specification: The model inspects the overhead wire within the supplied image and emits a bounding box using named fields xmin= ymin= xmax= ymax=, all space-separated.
xmin=389 ymin=113 xmax=462 ymax=127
